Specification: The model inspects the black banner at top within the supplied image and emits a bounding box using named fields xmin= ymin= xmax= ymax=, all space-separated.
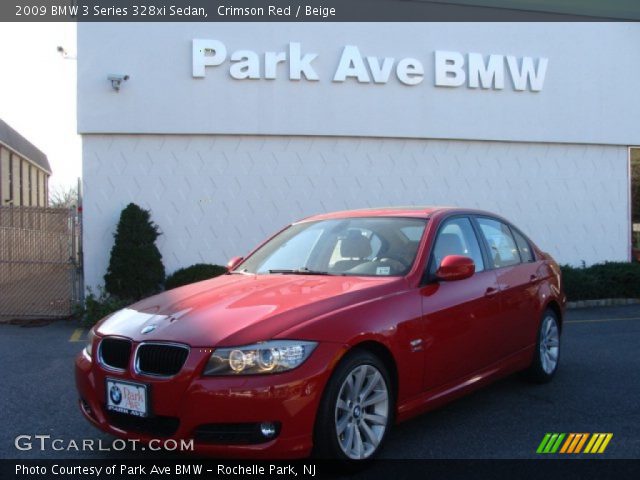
xmin=3 ymin=0 xmax=640 ymax=22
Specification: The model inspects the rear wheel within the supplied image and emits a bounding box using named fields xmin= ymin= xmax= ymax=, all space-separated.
xmin=526 ymin=309 xmax=561 ymax=383
xmin=314 ymin=350 xmax=393 ymax=460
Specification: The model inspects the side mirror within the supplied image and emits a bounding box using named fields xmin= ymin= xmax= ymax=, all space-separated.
xmin=227 ymin=256 xmax=244 ymax=272
xmin=436 ymin=255 xmax=475 ymax=281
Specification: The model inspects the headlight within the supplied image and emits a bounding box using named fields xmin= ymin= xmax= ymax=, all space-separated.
xmin=84 ymin=328 xmax=97 ymax=358
xmin=203 ymin=340 xmax=318 ymax=376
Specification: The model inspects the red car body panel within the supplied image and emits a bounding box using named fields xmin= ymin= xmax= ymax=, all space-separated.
xmin=96 ymin=275 xmax=399 ymax=347
xmin=75 ymin=207 xmax=566 ymax=458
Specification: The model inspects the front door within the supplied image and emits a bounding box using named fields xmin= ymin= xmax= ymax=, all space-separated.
xmin=420 ymin=216 xmax=501 ymax=390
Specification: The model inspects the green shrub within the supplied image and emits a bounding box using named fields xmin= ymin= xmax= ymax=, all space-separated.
xmin=104 ymin=203 xmax=165 ymax=301
xmin=165 ymin=263 xmax=227 ymax=290
xmin=75 ymin=287 xmax=129 ymax=326
xmin=560 ymin=262 xmax=640 ymax=301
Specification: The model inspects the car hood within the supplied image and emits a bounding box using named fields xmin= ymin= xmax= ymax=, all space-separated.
xmin=95 ymin=274 xmax=400 ymax=346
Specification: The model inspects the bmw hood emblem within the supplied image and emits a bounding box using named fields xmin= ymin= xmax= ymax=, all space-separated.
xmin=141 ymin=325 xmax=157 ymax=334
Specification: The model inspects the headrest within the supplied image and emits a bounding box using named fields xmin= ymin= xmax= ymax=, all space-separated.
xmin=434 ymin=233 xmax=464 ymax=259
xmin=340 ymin=230 xmax=372 ymax=259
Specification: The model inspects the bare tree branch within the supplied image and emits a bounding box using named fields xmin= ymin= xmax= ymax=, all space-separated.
xmin=49 ymin=184 xmax=78 ymax=208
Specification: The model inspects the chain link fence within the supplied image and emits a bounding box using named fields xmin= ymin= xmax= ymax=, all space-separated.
xmin=0 ymin=206 xmax=82 ymax=318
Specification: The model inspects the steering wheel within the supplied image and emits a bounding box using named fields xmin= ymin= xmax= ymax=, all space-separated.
xmin=376 ymin=254 xmax=410 ymax=270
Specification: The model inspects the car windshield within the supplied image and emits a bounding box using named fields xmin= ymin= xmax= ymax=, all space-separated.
xmin=235 ymin=217 xmax=428 ymax=277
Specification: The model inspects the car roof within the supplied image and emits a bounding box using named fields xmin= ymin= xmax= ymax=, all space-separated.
xmin=297 ymin=206 xmax=491 ymax=222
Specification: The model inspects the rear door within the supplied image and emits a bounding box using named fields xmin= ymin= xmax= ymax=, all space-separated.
xmin=420 ymin=216 xmax=501 ymax=390
xmin=474 ymin=216 xmax=540 ymax=358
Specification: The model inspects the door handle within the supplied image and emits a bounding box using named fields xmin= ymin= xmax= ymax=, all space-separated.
xmin=530 ymin=275 xmax=539 ymax=283
xmin=484 ymin=287 xmax=499 ymax=297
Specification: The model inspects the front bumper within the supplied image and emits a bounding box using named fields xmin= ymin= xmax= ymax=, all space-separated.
xmin=75 ymin=341 xmax=344 ymax=458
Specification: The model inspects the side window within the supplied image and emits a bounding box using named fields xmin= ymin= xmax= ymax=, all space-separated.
xmin=512 ymin=228 xmax=535 ymax=262
xmin=430 ymin=217 xmax=484 ymax=275
xmin=476 ymin=217 xmax=521 ymax=268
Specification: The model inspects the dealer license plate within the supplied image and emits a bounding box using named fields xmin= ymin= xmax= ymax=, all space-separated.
xmin=105 ymin=378 xmax=148 ymax=417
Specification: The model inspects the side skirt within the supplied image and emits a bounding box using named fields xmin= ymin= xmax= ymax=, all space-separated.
xmin=395 ymin=346 xmax=534 ymax=423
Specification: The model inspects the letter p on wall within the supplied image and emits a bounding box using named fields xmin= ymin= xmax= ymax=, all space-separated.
xmin=193 ymin=39 xmax=227 ymax=77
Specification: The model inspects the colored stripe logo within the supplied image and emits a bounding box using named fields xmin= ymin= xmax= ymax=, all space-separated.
xmin=537 ymin=433 xmax=613 ymax=454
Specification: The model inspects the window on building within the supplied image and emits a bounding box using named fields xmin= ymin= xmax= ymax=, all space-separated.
xmin=35 ymin=170 xmax=38 ymax=206
xmin=28 ymin=164 xmax=33 ymax=206
xmin=10 ymin=153 xmax=19 ymax=206
xmin=7 ymin=150 xmax=13 ymax=205
xmin=18 ymin=157 xmax=24 ymax=206
xmin=31 ymin=165 xmax=37 ymax=206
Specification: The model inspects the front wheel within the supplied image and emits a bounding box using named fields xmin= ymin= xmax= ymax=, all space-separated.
xmin=526 ymin=309 xmax=561 ymax=383
xmin=314 ymin=350 xmax=393 ymax=460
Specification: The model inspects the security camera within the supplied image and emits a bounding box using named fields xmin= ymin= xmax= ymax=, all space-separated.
xmin=108 ymin=74 xmax=130 ymax=92
xmin=56 ymin=45 xmax=76 ymax=59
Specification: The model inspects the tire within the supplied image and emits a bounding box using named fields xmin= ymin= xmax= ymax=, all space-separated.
xmin=314 ymin=349 xmax=394 ymax=461
xmin=526 ymin=309 xmax=561 ymax=383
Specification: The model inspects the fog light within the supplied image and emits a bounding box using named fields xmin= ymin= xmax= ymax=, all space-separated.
xmin=260 ymin=422 xmax=277 ymax=438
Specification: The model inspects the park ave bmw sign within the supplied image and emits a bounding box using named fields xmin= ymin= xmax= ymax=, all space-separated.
xmin=192 ymin=39 xmax=548 ymax=92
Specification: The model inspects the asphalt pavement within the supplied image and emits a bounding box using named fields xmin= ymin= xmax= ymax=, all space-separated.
xmin=1 ymin=305 xmax=638 ymax=459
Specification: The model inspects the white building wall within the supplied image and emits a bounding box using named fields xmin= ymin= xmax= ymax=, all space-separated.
xmin=83 ymin=134 xmax=628 ymax=289
xmin=77 ymin=23 xmax=640 ymax=146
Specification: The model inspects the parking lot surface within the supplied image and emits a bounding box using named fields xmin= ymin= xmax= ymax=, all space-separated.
xmin=1 ymin=305 xmax=638 ymax=459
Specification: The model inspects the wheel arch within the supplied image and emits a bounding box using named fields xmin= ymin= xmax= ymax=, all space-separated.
xmin=349 ymin=340 xmax=399 ymax=403
xmin=312 ymin=338 xmax=399 ymax=458
xmin=544 ymin=299 xmax=564 ymax=332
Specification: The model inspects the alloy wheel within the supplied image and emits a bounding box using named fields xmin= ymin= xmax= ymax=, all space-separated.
xmin=334 ymin=364 xmax=389 ymax=459
xmin=539 ymin=315 xmax=560 ymax=374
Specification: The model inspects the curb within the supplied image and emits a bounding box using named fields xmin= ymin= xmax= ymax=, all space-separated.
xmin=567 ymin=298 xmax=640 ymax=309
xmin=0 ymin=316 xmax=72 ymax=325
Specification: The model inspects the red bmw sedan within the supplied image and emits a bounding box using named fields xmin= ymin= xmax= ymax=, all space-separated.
xmin=75 ymin=207 xmax=565 ymax=460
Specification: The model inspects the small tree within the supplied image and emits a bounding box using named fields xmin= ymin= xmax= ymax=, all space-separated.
xmin=632 ymin=149 xmax=640 ymax=224
xmin=49 ymin=184 xmax=78 ymax=208
xmin=104 ymin=203 xmax=165 ymax=300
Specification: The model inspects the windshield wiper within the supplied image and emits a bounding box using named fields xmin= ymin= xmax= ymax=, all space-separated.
xmin=268 ymin=267 xmax=337 ymax=276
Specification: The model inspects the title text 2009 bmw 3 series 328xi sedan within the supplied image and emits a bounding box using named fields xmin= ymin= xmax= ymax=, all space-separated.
xmin=75 ymin=207 xmax=565 ymax=461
